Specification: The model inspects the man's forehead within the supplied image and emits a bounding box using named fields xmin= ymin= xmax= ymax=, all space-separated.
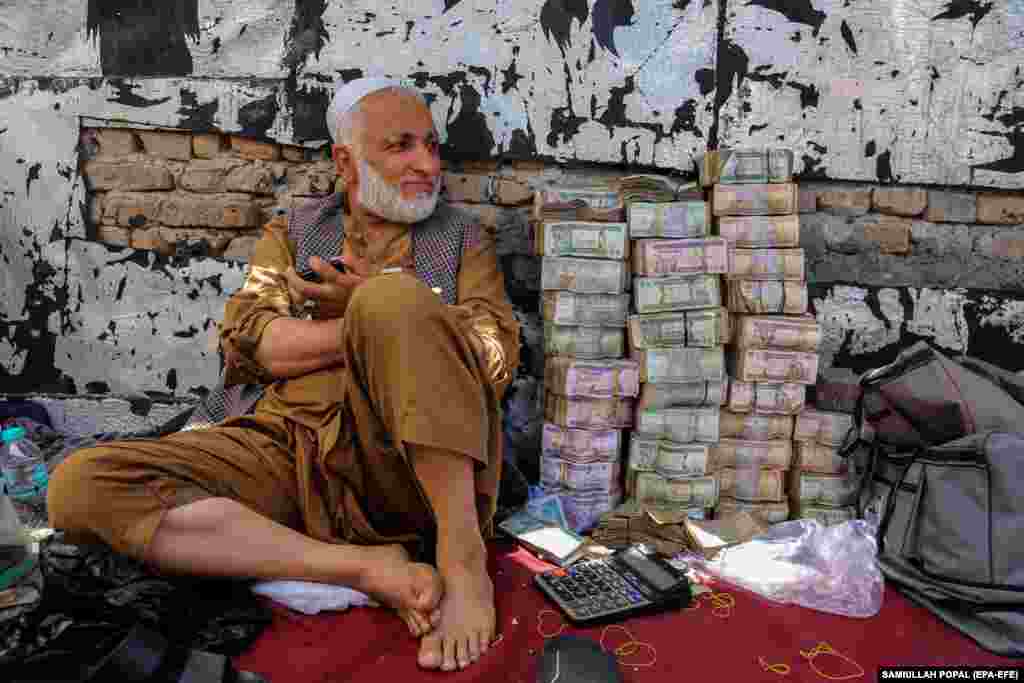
xmin=359 ymin=91 xmax=436 ymax=140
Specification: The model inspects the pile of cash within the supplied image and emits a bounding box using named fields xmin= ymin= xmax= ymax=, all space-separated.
xmin=538 ymin=188 xmax=638 ymax=532
xmin=703 ymin=147 xmax=818 ymax=523
xmin=622 ymin=175 xmax=727 ymax=524
xmin=788 ymin=408 xmax=858 ymax=525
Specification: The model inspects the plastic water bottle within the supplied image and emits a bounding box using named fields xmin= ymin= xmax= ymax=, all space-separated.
xmin=0 ymin=491 xmax=32 ymax=591
xmin=1 ymin=426 xmax=48 ymax=502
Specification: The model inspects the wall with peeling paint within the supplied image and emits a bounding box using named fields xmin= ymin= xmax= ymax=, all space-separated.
xmin=1 ymin=0 xmax=1023 ymax=409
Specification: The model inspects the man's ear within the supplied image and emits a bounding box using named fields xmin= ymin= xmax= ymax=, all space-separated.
xmin=332 ymin=143 xmax=354 ymax=179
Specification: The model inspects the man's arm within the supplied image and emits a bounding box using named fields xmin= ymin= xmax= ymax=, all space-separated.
xmin=450 ymin=223 xmax=521 ymax=400
xmin=219 ymin=216 xmax=346 ymax=383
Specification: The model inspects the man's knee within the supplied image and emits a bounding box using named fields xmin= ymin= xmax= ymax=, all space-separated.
xmin=46 ymin=447 xmax=112 ymax=533
xmin=347 ymin=273 xmax=443 ymax=335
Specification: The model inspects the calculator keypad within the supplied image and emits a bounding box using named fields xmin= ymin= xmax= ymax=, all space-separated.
xmin=539 ymin=560 xmax=653 ymax=621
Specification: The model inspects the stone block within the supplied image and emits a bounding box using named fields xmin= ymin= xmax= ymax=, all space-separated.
xmin=222 ymin=235 xmax=261 ymax=262
xmin=908 ymin=221 xmax=972 ymax=258
xmin=872 ymin=187 xmax=927 ymax=217
xmin=281 ymin=145 xmax=307 ymax=162
xmin=974 ymin=228 xmax=1024 ymax=260
xmin=461 ymin=160 xmax=501 ymax=173
xmin=798 ymin=188 xmax=817 ymax=213
xmin=192 ymin=134 xmax=226 ymax=159
xmin=95 ymin=128 xmax=139 ymax=157
xmin=817 ymin=188 xmax=872 ymax=216
xmin=158 ymin=227 xmax=232 ymax=254
xmin=495 ymin=179 xmax=534 ymax=206
xmin=226 ymin=164 xmax=274 ymax=195
xmin=130 ymin=227 xmax=173 ymax=255
xmin=977 ymin=194 xmax=1024 ymax=225
xmin=863 ymin=215 xmax=911 ymax=254
xmin=96 ymin=224 xmax=130 ymax=246
xmin=137 ymin=130 xmax=193 ymax=161
xmin=924 ymin=191 xmax=976 ymax=223
xmin=89 ymin=192 xmax=105 ymax=225
xmin=102 ymin=192 xmax=164 ymax=228
xmin=158 ymin=193 xmax=262 ymax=228
xmin=83 ymin=161 xmax=174 ymax=191
xmin=230 ymin=136 xmax=281 ymax=161
xmin=287 ymin=162 xmax=335 ymax=195
xmin=443 ymin=172 xmax=492 ymax=203
xmin=178 ymin=158 xmax=247 ymax=193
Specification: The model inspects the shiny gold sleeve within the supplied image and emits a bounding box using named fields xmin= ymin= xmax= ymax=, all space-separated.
xmin=219 ymin=215 xmax=303 ymax=386
xmin=452 ymin=223 xmax=521 ymax=400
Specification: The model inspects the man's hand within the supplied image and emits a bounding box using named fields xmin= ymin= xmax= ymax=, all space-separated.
xmin=283 ymin=256 xmax=367 ymax=320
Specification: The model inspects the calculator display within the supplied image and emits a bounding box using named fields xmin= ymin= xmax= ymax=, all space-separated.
xmin=619 ymin=549 xmax=678 ymax=591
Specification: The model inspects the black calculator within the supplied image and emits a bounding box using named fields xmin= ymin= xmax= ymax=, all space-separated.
xmin=534 ymin=544 xmax=692 ymax=625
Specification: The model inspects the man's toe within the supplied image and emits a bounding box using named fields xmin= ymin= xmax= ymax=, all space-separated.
xmin=441 ymin=636 xmax=458 ymax=671
xmin=417 ymin=631 xmax=444 ymax=669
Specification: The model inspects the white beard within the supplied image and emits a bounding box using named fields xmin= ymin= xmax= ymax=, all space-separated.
xmin=355 ymin=159 xmax=440 ymax=224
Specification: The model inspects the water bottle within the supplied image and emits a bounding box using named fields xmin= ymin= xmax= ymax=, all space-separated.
xmin=1 ymin=490 xmax=33 ymax=592
xmin=1 ymin=426 xmax=48 ymax=502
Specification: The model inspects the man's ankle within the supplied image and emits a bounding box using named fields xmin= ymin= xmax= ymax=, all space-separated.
xmin=436 ymin=530 xmax=487 ymax=570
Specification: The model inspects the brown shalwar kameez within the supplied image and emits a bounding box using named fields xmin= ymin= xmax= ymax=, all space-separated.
xmin=47 ymin=203 xmax=520 ymax=563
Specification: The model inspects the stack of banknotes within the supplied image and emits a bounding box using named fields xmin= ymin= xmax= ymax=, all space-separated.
xmin=700 ymin=147 xmax=825 ymax=523
xmin=788 ymin=407 xmax=859 ymax=525
xmin=538 ymin=193 xmax=640 ymax=532
xmin=620 ymin=178 xmax=731 ymax=522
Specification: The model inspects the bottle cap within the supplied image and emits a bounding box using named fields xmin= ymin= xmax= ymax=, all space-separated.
xmin=0 ymin=427 xmax=25 ymax=443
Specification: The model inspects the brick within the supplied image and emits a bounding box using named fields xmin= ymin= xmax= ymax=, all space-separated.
xmin=102 ymin=192 xmax=164 ymax=228
xmin=137 ymin=130 xmax=193 ymax=161
xmin=863 ymin=215 xmax=911 ymax=254
xmin=977 ymin=194 xmax=1024 ymax=225
xmin=494 ymin=179 xmax=534 ymax=206
xmin=222 ymin=235 xmax=261 ymax=262
xmin=95 ymin=128 xmax=139 ymax=157
xmin=975 ymin=229 xmax=1024 ymax=260
xmin=461 ymin=160 xmax=500 ymax=173
xmin=798 ymin=188 xmax=817 ymax=214
xmin=83 ymin=161 xmax=174 ymax=191
xmin=130 ymin=227 xmax=173 ymax=255
xmin=909 ymin=220 xmax=972 ymax=258
xmin=96 ymin=224 xmax=130 ymax=246
xmin=89 ymin=192 xmax=105 ymax=225
xmin=924 ymin=191 xmax=976 ymax=223
xmin=230 ymin=136 xmax=281 ymax=161
xmin=281 ymin=145 xmax=307 ymax=162
xmin=288 ymin=162 xmax=335 ymax=195
xmin=226 ymin=164 xmax=274 ymax=195
xmin=443 ymin=172 xmax=491 ymax=203
xmin=158 ymin=227 xmax=232 ymax=255
xmin=192 ymin=134 xmax=225 ymax=159
xmin=872 ymin=187 xmax=927 ymax=217
xmin=178 ymin=159 xmax=247 ymax=193
xmin=159 ymin=193 xmax=262 ymax=228
xmin=817 ymin=188 xmax=872 ymax=216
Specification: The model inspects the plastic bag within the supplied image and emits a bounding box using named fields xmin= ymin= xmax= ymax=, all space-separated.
xmin=694 ymin=519 xmax=883 ymax=618
xmin=250 ymin=581 xmax=377 ymax=615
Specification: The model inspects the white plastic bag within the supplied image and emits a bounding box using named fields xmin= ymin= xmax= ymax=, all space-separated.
xmin=696 ymin=519 xmax=884 ymax=618
xmin=250 ymin=580 xmax=377 ymax=615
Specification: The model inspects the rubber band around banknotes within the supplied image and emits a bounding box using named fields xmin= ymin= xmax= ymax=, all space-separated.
xmin=759 ymin=656 xmax=791 ymax=675
xmin=799 ymin=642 xmax=864 ymax=681
xmin=599 ymin=624 xmax=657 ymax=668
xmin=537 ymin=609 xmax=567 ymax=638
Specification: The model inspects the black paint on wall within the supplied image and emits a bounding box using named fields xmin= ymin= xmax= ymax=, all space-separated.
xmin=540 ymin=0 xmax=589 ymax=57
xmin=441 ymin=84 xmax=495 ymax=161
xmin=591 ymin=0 xmax=635 ymax=57
xmin=747 ymin=0 xmax=826 ymax=36
xmin=712 ymin=37 xmax=749 ymax=147
xmin=283 ymin=0 xmax=330 ymax=71
xmin=338 ymin=68 xmax=365 ymax=83
xmin=285 ymin=76 xmax=331 ymax=143
xmin=864 ymin=140 xmax=876 ymax=157
xmin=973 ymin=129 xmax=1024 ymax=174
xmin=107 ymin=79 xmax=172 ymax=108
xmin=501 ymin=54 xmax=523 ymax=94
xmin=876 ymin=149 xmax=895 ymax=183
xmin=86 ymin=0 xmax=200 ymax=76
xmin=932 ymin=1 xmax=995 ymax=30
xmin=598 ymin=76 xmax=668 ymax=145
xmin=25 ymin=163 xmax=41 ymax=197
xmin=670 ymin=99 xmax=702 ymax=139
xmin=840 ymin=20 xmax=857 ymax=54
xmin=443 ymin=0 xmax=464 ymax=12
xmin=177 ymin=88 xmax=218 ymax=131
xmin=694 ymin=68 xmax=715 ymax=96
xmin=237 ymin=92 xmax=280 ymax=139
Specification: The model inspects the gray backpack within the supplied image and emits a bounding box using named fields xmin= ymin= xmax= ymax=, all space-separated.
xmin=847 ymin=343 xmax=1024 ymax=657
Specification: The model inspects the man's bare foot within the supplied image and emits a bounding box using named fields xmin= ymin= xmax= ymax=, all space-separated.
xmin=417 ymin=547 xmax=495 ymax=671
xmin=354 ymin=544 xmax=443 ymax=636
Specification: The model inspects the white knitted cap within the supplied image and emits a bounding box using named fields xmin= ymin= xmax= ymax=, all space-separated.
xmin=327 ymin=77 xmax=402 ymax=143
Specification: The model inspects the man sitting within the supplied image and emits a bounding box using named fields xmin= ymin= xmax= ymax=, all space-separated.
xmin=47 ymin=78 xmax=521 ymax=673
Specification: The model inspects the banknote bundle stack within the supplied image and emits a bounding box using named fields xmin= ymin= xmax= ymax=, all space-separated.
xmin=788 ymin=407 xmax=859 ymax=525
xmin=533 ymin=184 xmax=626 ymax=223
xmin=539 ymin=197 xmax=640 ymax=532
xmin=701 ymin=147 xmax=822 ymax=523
xmin=621 ymin=173 xmax=731 ymax=523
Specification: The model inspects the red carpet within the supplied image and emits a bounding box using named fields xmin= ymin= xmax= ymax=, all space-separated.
xmin=234 ymin=542 xmax=1019 ymax=682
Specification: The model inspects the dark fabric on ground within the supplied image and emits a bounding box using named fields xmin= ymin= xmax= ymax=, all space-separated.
xmin=234 ymin=541 xmax=1019 ymax=683
xmin=1 ymin=533 xmax=271 ymax=680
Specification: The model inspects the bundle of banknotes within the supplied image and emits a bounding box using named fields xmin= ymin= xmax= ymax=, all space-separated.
xmin=590 ymin=500 xmax=708 ymax=555
xmin=787 ymin=406 xmax=859 ymax=524
xmin=534 ymin=185 xmax=625 ymax=222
